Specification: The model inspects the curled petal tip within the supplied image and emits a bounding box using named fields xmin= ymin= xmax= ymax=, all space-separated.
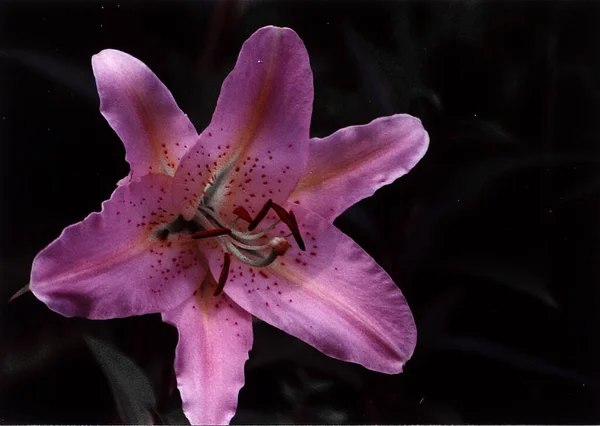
xmin=8 ymin=283 xmax=30 ymax=303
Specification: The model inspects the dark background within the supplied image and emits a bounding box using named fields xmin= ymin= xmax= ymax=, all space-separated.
xmin=1 ymin=0 xmax=599 ymax=423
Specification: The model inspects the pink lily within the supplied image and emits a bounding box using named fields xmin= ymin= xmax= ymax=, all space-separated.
xmin=29 ymin=26 xmax=429 ymax=424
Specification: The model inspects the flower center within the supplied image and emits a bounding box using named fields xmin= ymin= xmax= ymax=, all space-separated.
xmin=190 ymin=199 xmax=305 ymax=295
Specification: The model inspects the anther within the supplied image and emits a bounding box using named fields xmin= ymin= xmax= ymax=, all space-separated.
xmin=287 ymin=210 xmax=306 ymax=251
xmin=233 ymin=206 xmax=253 ymax=223
xmin=191 ymin=227 xmax=231 ymax=239
xmin=248 ymin=199 xmax=272 ymax=231
xmin=214 ymin=253 xmax=231 ymax=296
xmin=269 ymin=202 xmax=289 ymax=223
xmin=270 ymin=202 xmax=306 ymax=251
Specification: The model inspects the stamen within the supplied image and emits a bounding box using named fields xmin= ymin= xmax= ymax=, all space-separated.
xmin=269 ymin=202 xmax=290 ymax=224
xmin=229 ymin=219 xmax=281 ymax=241
xmin=191 ymin=227 xmax=231 ymax=239
xmin=193 ymin=199 xmax=301 ymax=269
xmin=270 ymin=202 xmax=306 ymax=251
xmin=248 ymin=199 xmax=272 ymax=231
xmin=195 ymin=209 xmax=224 ymax=229
xmin=287 ymin=210 xmax=306 ymax=251
xmin=213 ymin=253 xmax=231 ymax=296
xmin=233 ymin=206 xmax=253 ymax=223
xmin=229 ymin=238 xmax=273 ymax=251
xmin=226 ymin=241 xmax=278 ymax=267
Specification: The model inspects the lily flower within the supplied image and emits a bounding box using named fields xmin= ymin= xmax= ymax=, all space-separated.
xmin=29 ymin=26 xmax=429 ymax=424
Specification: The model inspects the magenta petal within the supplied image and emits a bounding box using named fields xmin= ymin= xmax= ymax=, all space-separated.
xmin=173 ymin=26 xmax=313 ymax=221
xmin=291 ymin=114 xmax=429 ymax=221
xmin=30 ymin=175 xmax=206 ymax=319
xmin=92 ymin=49 xmax=198 ymax=181
xmin=162 ymin=275 xmax=253 ymax=425
xmin=213 ymin=203 xmax=416 ymax=374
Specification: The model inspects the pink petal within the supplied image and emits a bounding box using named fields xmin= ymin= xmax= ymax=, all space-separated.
xmin=173 ymin=26 xmax=313 ymax=221
xmin=290 ymin=114 xmax=429 ymax=221
xmin=92 ymin=49 xmax=198 ymax=182
xmin=30 ymin=175 xmax=206 ymax=319
xmin=162 ymin=275 xmax=253 ymax=425
xmin=210 ymin=203 xmax=416 ymax=374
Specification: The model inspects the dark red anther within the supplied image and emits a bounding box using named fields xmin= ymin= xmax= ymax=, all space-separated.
xmin=248 ymin=199 xmax=273 ymax=231
xmin=214 ymin=253 xmax=231 ymax=296
xmin=270 ymin=202 xmax=306 ymax=251
xmin=191 ymin=227 xmax=231 ymax=239
xmin=287 ymin=210 xmax=306 ymax=251
xmin=269 ymin=202 xmax=290 ymax=224
xmin=233 ymin=206 xmax=253 ymax=223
